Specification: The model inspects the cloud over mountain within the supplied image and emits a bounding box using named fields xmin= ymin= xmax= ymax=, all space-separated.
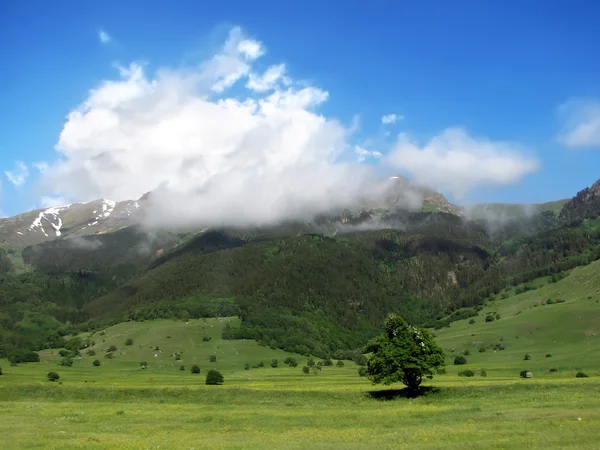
xmin=387 ymin=128 xmax=539 ymax=200
xmin=37 ymin=26 xmax=538 ymax=226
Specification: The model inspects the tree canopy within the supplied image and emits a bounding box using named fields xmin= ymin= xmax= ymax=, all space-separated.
xmin=365 ymin=314 xmax=445 ymax=391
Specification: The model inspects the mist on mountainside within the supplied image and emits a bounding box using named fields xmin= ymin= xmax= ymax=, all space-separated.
xmin=25 ymin=28 xmax=537 ymax=234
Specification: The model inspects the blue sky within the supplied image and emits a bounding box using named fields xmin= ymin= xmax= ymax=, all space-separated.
xmin=1 ymin=0 xmax=600 ymax=217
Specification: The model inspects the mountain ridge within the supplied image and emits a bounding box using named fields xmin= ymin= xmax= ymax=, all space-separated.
xmin=0 ymin=175 xmax=573 ymax=248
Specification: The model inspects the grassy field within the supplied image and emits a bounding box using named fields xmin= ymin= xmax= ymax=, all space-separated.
xmin=2 ymin=263 xmax=600 ymax=449
xmin=434 ymin=259 xmax=600 ymax=378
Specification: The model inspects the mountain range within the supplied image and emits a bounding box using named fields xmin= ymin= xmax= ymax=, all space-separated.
xmin=0 ymin=175 xmax=568 ymax=248
xmin=1 ymin=175 xmax=599 ymax=359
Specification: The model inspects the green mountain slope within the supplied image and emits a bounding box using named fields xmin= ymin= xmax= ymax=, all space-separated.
xmin=65 ymin=317 xmax=309 ymax=377
xmin=84 ymin=216 xmax=496 ymax=356
xmin=434 ymin=259 xmax=600 ymax=377
xmin=466 ymin=199 xmax=568 ymax=220
xmin=3 ymin=178 xmax=600 ymax=361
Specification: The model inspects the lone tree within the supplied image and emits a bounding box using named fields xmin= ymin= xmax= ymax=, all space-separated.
xmin=364 ymin=314 xmax=445 ymax=392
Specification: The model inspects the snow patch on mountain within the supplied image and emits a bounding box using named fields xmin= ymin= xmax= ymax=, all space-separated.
xmin=124 ymin=201 xmax=141 ymax=216
xmin=88 ymin=199 xmax=116 ymax=226
xmin=29 ymin=204 xmax=72 ymax=237
xmin=101 ymin=199 xmax=116 ymax=217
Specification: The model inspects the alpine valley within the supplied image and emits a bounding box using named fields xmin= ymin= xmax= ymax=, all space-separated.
xmin=1 ymin=175 xmax=599 ymax=359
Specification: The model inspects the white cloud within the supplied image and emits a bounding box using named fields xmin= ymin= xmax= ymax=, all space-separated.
xmin=237 ymin=38 xmax=264 ymax=60
xmin=354 ymin=145 xmax=382 ymax=163
xmin=40 ymin=27 xmax=381 ymax=227
xmin=387 ymin=128 xmax=539 ymax=200
xmin=558 ymin=99 xmax=600 ymax=148
xmin=5 ymin=161 xmax=29 ymax=187
xmin=40 ymin=195 xmax=69 ymax=208
xmin=198 ymin=27 xmax=266 ymax=93
xmin=98 ymin=29 xmax=112 ymax=44
xmin=247 ymin=64 xmax=289 ymax=92
xmin=39 ymin=26 xmax=538 ymax=226
xmin=381 ymin=113 xmax=403 ymax=125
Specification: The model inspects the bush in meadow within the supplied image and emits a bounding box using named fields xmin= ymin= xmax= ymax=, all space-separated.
xmin=453 ymin=355 xmax=467 ymax=365
xmin=47 ymin=371 xmax=60 ymax=382
xmin=59 ymin=358 xmax=73 ymax=367
xmin=206 ymin=369 xmax=224 ymax=385
xmin=284 ymin=357 xmax=298 ymax=368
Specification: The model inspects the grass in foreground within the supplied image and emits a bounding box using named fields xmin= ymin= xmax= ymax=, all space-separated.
xmin=1 ymin=374 xmax=598 ymax=449
xmin=2 ymin=267 xmax=600 ymax=450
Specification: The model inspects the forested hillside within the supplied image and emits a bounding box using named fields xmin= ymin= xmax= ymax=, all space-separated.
xmin=2 ymin=179 xmax=600 ymax=360
xmin=560 ymin=179 xmax=600 ymax=225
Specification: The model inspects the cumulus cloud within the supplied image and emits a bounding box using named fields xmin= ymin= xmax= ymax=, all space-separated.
xmin=387 ymin=128 xmax=539 ymax=200
xmin=381 ymin=113 xmax=403 ymax=125
xmin=246 ymin=63 xmax=289 ymax=92
xmin=40 ymin=27 xmax=385 ymax=227
xmin=5 ymin=161 xmax=29 ymax=187
xmin=38 ymin=26 xmax=538 ymax=227
xmin=98 ymin=29 xmax=112 ymax=44
xmin=558 ymin=99 xmax=600 ymax=148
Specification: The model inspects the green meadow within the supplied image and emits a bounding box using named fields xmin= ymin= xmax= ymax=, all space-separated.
xmin=2 ymin=262 xmax=600 ymax=449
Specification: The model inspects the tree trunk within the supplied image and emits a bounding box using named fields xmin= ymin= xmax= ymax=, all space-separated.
xmin=404 ymin=369 xmax=422 ymax=393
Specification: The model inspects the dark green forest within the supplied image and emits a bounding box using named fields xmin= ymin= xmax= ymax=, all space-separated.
xmin=2 ymin=180 xmax=600 ymax=359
